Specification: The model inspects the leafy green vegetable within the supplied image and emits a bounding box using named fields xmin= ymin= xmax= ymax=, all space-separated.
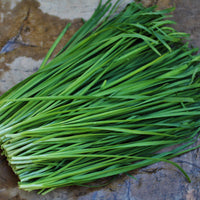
xmin=0 ymin=0 xmax=200 ymax=194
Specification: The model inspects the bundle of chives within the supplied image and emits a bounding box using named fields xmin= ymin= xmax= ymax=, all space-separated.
xmin=0 ymin=0 xmax=200 ymax=194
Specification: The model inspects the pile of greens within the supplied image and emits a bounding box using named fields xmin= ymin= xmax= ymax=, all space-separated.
xmin=0 ymin=0 xmax=200 ymax=194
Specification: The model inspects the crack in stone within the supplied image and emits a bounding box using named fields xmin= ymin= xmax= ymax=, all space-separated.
xmin=0 ymin=8 xmax=37 ymax=54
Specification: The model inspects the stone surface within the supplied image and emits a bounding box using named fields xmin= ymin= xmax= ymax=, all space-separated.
xmin=0 ymin=0 xmax=200 ymax=200
xmin=0 ymin=0 xmax=84 ymax=94
xmin=37 ymin=0 xmax=132 ymax=20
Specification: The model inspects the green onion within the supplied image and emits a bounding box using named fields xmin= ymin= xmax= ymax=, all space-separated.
xmin=0 ymin=1 xmax=200 ymax=194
